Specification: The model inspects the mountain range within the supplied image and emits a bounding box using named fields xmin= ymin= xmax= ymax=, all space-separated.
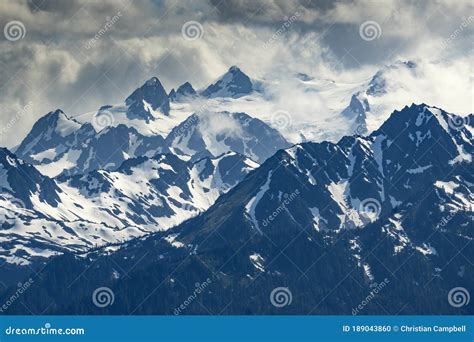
xmin=15 ymin=67 xmax=288 ymax=178
xmin=0 ymin=64 xmax=472 ymax=315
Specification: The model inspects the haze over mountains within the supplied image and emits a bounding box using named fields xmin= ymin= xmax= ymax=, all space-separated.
xmin=0 ymin=63 xmax=472 ymax=315
xmin=13 ymin=62 xmax=427 ymax=177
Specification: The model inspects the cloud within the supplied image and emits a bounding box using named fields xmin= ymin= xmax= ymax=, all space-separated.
xmin=0 ymin=0 xmax=472 ymax=147
xmin=198 ymin=110 xmax=244 ymax=139
xmin=371 ymin=57 xmax=473 ymax=116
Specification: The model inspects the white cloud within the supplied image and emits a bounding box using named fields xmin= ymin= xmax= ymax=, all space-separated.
xmin=0 ymin=0 xmax=472 ymax=147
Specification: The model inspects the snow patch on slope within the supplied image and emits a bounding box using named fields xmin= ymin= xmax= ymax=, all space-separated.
xmin=245 ymin=171 xmax=273 ymax=232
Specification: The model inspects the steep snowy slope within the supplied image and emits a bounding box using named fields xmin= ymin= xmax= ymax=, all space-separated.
xmin=0 ymin=150 xmax=258 ymax=265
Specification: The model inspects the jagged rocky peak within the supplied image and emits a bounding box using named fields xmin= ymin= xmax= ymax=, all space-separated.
xmin=0 ymin=147 xmax=60 ymax=208
xmin=349 ymin=94 xmax=370 ymax=114
xmin=339 ymin=94 xmax=370 ymax=119
xmin=176 ymin=82 xmax=196 ymax=96
xmin=125 ymin=76 xmax=170 ymax=120
xmin=367 ymin=60 xmax=417 ymax=96
xmin=33 ymin=109 xmax=81 ymax=135
xmin=341 ymin=94 xmax=370 ymax=135
xmin=372 ymin=103 xmax=473 ymax=169
xmin=15 ymin=109 xmax=82 ymax=157
xmin=376 ymin=103 xmax=461 ymax=137
xmin=202 ymin=65 xmax=253 ymax=98
xmin=170 ymin=82 xmax=196 ymax=101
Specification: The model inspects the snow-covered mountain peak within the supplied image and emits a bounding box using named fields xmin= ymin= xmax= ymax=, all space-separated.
xmin=376 ymin=103 xmax=470 ymax=136
xmin=170 ymin=82 xmax=196 ymax=102
xmin=125 ymin=76 xmax=170 ymax=120
xmin=34 ymin=109 xmax=81 ymax=138
xmin=201 ymin=66 xmax=253 ymax=98
xmin=177 ymin=81 xmax=195 ymax=93
xmin=14 ymin=109 xmax=82 ymax=158
xmin=0 ymin=147 xmax=60 ymax=209
xmin=144 ymin=76 xmax=161 ymax=86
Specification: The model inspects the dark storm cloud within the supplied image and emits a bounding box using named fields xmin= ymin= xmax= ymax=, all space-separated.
xmin=27 ymin=0 xmax=82 ymax=14
xmin=209 ymin=0 xmax=338 ymax=24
